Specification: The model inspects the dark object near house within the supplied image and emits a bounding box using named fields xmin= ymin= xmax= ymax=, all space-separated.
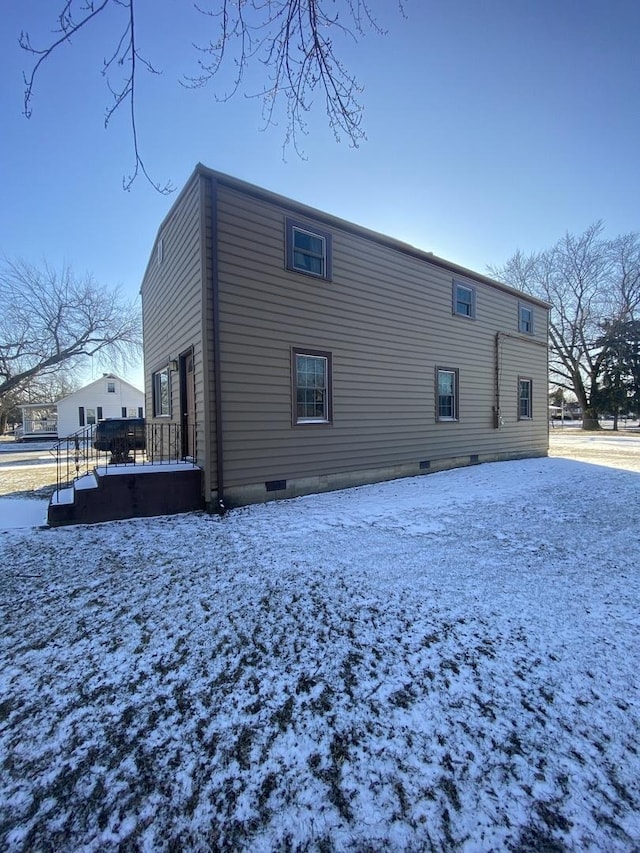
xmin=93 ymin=418 xmax=146 ymax=460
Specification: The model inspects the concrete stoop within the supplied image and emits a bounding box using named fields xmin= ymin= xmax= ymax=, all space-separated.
xmin=48 ymin=465 xmax=203 ymax=526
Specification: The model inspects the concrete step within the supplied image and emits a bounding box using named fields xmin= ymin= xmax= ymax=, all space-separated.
xmin=48 ymin=465 xmax=202 ymax=526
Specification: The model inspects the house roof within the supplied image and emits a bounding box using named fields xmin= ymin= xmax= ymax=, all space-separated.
xmin=143 ymin=163 xmax=550 ymax=310
xmin=56 ymin=374 xmax=143 ymax=405
xmin=19 ymin=403 xmax=57 ymax=410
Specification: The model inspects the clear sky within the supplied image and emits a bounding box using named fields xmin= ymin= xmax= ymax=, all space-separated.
xmin=1 ymin=1 xmax=639 ymax=388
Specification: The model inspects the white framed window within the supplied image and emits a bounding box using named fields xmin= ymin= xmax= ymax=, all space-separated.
xmin=519 ymin=303 xmax=534 ymax=334
xmin=519 ymin=378 xmax=533 ymax=419
xmin=153 ymin=367 xmax=171 ymax=417
xmin=106 ymin=380 xmax=116 ymax=393
xmin=157 ymin=237 xmax=164 ymax=266
xmin=292 ymin=349 xmax=332 ymax=425
xmin=87 ymin=408 xmax=97 ymax=426
xmin=286 ymin=218 xmax=332 ymax=280
xmin=453 ymin=281 xmax=476 ymax=319
xmin=437 ymin=367 xmax=459 ymax=421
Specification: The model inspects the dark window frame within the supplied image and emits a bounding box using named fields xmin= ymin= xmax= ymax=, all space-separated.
xmin=285 ymin=217 xmax=332 ymax=281
xmin=518 ymin=377 xmax=533 ymax=420
xmin=153 ymin=367 xmax=171 ymax=418
xmin=518 ymin=302 xmax=534 ymax=334
xmin=452 ymin=280 xmax=476 ymax=319
xmin=291 ymin=348 xmax=333 ymax=427
xmin=436 ymin=366 xmax=460 ymax=422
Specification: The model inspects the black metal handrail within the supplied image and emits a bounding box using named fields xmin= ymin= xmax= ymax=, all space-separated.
xmin=49 ymin=422 xmax=197 ymax=492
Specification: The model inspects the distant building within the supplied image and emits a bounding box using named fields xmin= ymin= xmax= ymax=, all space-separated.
xmin=56 ymin=374 xmax=144 ymax=438
xmin=19 ymin=374 xmax=144 ymax=440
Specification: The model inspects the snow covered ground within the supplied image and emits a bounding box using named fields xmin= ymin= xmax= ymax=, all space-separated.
xmin=1 ymin=448 xmax=640 ymax=851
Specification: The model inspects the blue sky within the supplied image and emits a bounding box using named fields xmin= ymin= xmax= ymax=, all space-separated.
xmin=1 ymin=1 xmax=639 ymax=387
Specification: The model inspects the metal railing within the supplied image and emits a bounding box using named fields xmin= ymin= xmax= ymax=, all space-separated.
xmin=50 ymin=422 xmax=197 ymax=492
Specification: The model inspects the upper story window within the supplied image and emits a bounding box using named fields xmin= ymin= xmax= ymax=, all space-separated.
xmin=153 ymin=367 xmax=171 ymax=417
xmin=292 ymin=349 xmax=332 ymax=425
xmin=453 ymin=281 xmax=476 ymax=319
xmin=437 ymin=367 xmax=459 ymax=421
xmin=106 ymin=381 xmax=116 ymax=393
xmin=157 ymin=237 xmax=164 ymax=266
xmin=286 ymin=217 xmax=332 ymax=280
xmin=519 ymin=303 xmax=534 ymax=334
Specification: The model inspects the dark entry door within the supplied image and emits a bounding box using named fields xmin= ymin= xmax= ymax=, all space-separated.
xmin=180 ymin=351 xmax=196 ymax=459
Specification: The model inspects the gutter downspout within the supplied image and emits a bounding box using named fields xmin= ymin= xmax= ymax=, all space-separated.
xmin=495 ymin=331 xmax=549 ymax=429
xmin=494 ymin=333 xmax=502 ymax=429
xmin=208 ymin=175 xmax=226 ymax=512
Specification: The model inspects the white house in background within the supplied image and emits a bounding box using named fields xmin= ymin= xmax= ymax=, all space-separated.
xmin=56 ymin=374 xmax=144 ymax=438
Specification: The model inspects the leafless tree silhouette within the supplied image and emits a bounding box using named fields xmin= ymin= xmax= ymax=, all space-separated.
xmin=20 ymin=0 xmax=405 ymax=192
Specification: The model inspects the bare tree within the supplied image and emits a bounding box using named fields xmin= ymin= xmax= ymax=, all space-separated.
xmin=490 ymin=223 xmax=640 ymax=431
xmin=19 ymin=0 xmax=404 ymax=192
xmin=0 ymin=260 xmax=142 ymax=410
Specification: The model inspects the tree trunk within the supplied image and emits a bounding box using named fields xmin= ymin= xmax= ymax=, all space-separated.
xmin=582 ymin=406 xmax=601 ymax=430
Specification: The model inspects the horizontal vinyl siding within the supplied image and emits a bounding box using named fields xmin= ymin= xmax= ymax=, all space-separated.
xmin=141 ymin=174 xmax=209 ymax=475
xmin=216 ymin=184 xmax=548 ymax=489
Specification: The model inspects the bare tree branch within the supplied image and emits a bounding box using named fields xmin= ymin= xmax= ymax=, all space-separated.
xmin=19 ymin=1 xmax=405 ymax=189
xmin=489 ymin=223 xmax=640 ymax=430
xmin=0 ymin=260 xmax=142 ymax=403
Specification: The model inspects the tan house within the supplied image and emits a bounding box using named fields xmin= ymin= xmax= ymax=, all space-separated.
xmin=141 ymin=164 xmax=549 ymax=511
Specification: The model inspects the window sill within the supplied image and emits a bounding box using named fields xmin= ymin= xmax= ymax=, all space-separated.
xmin=287 ymin=265 xmax=330 ymax=281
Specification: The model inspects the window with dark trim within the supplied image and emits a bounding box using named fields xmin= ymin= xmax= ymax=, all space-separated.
xmin=153 ymin=367 xmax=171 ymax=417
xmin=286 ymin=218 xmax=332 ymax=280
xmin=453 ymin=281 xmax=476 ymax=319
xmin=518 ymin=378 xmax=533 ymax=419
xmin=292 ymin=349 xmax=332 ymax=424
xmin=437 ymin=367 xmax=459 ymax=421
xmin=519 ymin=303 xmax=534 ymax=334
